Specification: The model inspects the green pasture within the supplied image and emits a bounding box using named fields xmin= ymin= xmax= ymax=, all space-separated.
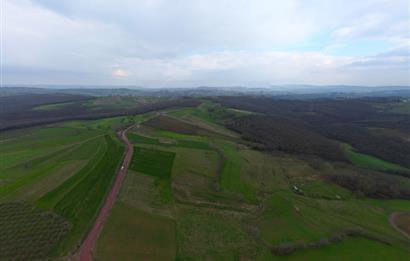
xmin=130 ymin=147 xmax=175 ymax=179
xmin=96 ymin=202 xmax=176 ymax=261
xmin=344 ymin=144 xmax=409 ymax=173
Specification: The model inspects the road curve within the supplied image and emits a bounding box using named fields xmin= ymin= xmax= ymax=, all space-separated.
xmin=78 ymin=125 xmax=135 ymax=261
xmin=389 ymin=212 xmax=410 ymax=240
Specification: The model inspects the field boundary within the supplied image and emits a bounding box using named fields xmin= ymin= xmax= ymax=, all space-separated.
xmin=271 ymin=228 xmax=392 ymax=256
xmin=77 ymin=125 xmax=135 ymax=261
xmin=389 ymin=212 xmax=410 ymax=240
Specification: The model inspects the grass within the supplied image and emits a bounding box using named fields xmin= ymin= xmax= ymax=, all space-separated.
xmin=130 ymin=147 xmax=175 ymax=179
xmin=0 ymin=113 xmax=147 ymax=257
xmin=176 ymin=139 xmax=210 ymax=150
xmin=32 ymin=101 xmax=77 ymax=111
xmin=166 ymin=102 xmax=240 ymax=138
xmin=344 ymin=144 xmax=409 ymax=173
xmin=0 ymin=128 xmax=105 ymax=201
xmin=0 ymin=126 xmax=103 ymax=170
xmin=129 ymin=132 xmax=211 ymax=150
xmin=276 ymin=237 xmax=409 ymax=261
xmin=3 ymin=100 xmax=410 ymax=260
xmin=291 ymin=180 xmax=352 ymax=200
xmin=175 ymin=205 xmax=256 ymax=260
xmin=388 ymin=99 xmax=410 ymax=115
xmin=96 ymin=201 xmax=176 ymax=261
xmin=128 ymin=133 xmax=162 ymax=145
xmin=32 ymin=96 xmax=158 ymax=112
xmin=217 ymin=141 xmax=258 ymax=202
xmin=37 ymin=135 xmax=124 ymax=254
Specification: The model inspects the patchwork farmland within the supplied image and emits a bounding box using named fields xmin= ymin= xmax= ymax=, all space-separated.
xmin=0 ymin=94 xmax=409 ymax=260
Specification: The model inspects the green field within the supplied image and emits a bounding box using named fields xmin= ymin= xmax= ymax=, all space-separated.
xmin=96 ymin=201 xmax=176 ymax=261
xmin=95 ymin=105 xmax=409 ymax=260
xmin=2 ymin=100 xmax=410 ymax=260
xmin=0 ymin=114 xmax=147 ymax=258
xmin=130 ymin=147 xmax=176 ymax=179
xmin=38 ymin=135 xmax=124 ymax=253
xmin=278 ymin=237 xmax=408 ymax=261
xmin=344 ymin=144 xmax=409 ymax=173
xmin=32 ymin=96 xmax=159 ymax=111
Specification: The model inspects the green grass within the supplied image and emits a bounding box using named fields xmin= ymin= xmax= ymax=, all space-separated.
xmin=32 ymin=101 xmax=77 ymax=111
xmin=128 ymin=133 xmax=162 ymax=145
xmin=0 ymin=127 xmax=106 ymax=201
xmin=217 ymin=141 xmax=259 ymax=202
xmin=0 ymin=114 xmax=148 ymax=257
xmin=292 ymin=180 xmax=352 ymax=200
xmin=35 ymin=137 xmax=108 ymax=209
xmin=96 ymin=201 xmax=176 ymax=261
xmin=166 ymin=102 xmax=240 ymax=138
xmin=0 ymin=127 xmax=103 ymax=170
xmin=175 ymin=205 xmax=256 ymax=260
xmin=3 ymin=101 xmax=410 ymax=260
xmin=388 ymin=99 xmax=410 ymax=115
xmin=129 ymin=132 xmax=211 ymax=150
xmin=276 ymin=237 xmax=409 ymax=261
xmin=344 ymin=144 xmax=409 ymax=173
xmin=176 ymin=139 xmax=210 ymax=150
xmin=37 ymin=135 xmax=124 ymax=254
xmin=130 ymin=147 xmax=175 ymax=179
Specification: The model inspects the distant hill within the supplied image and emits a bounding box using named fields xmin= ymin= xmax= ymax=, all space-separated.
xmin=1 ymin=85 xmax=409 ymax=98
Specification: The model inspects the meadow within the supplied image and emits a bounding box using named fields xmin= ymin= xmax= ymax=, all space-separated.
xmin=96 ymin=103 xmax=410 ymax=260
xmin=1 ymin=96 xmax=409 ymax=260
xmin=0 ymin=113 xmax=146 ymax=258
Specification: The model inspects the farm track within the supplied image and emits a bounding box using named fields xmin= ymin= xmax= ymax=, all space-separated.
xmin=389 ymin=212 xmax=410 ymax=240
xmin=78 ymin=125 xmax=135 ymax=261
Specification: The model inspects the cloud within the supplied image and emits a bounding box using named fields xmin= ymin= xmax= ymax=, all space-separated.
xmin=112 ymin=68 xmax=128 ymax=78
xmin=2 ymin=0 xmax=409 ymax=86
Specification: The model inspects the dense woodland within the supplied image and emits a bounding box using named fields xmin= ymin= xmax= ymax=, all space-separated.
xmin=0 ymin=94 xmax=199 ymax=131
xmin=214 ymin=96 xmax=410 ymax=167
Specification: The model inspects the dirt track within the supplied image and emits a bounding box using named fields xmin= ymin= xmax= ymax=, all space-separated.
xmin=78 ymin=125 xmax=135 ymax=261
xmin=389 ymin=212 xmax=410 ymax=240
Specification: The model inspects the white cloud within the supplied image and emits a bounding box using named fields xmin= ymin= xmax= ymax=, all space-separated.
xmin=2 ymin=0 xmax=409 ymax=86
xmin=112 ymin=68 xmax=128 ymax=78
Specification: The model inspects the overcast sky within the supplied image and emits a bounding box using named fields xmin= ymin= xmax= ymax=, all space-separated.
xmin=2 ymin=0 xmax=409 ymax=87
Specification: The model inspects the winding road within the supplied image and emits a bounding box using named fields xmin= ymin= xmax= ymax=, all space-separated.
xmin=78 ymin=125 xmax=135 ymax=261
xmin=389 ymin=212 xmax=410 ymax=240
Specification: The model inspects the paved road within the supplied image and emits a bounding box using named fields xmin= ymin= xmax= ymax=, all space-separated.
xmin=78 ymin=125 xmax=135 ymax=261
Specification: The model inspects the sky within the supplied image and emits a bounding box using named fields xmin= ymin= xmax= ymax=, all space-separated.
xmin=2 ymin=0 xmax=409 ymax=87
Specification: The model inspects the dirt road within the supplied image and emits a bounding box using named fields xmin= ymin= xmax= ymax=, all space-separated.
xmin=389 ymin=212 xmax=410 ymax=240
xmin=78 ymin=125 xmax=135 ymax=261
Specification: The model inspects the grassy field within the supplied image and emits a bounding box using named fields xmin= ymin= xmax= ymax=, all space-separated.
xmin=277 ymin=237 xmax=408 ymax=261
xmin=96 ymin=201 xmax=176 ymax=261
xmin=39 ymin=135 xmax=123 ymax=254
xmin=32 ymin=96 xmax=159 ymax=111
xmin=130 ymin=147 xmax=175 ymax=179
xmin=0 ymin=114 xmax=148 ymax=258
xmin=2 ymin=100 xmax=410 ymax=260
xmin=344 ymin=144 xmax=409 ymax=173
xmin=130 ymin=105 xmax=410 ymax=260
xmin=0 ymin=127 xmax=108 ymax=202
xmin=387 ymin=99 xmax=410 ymax=115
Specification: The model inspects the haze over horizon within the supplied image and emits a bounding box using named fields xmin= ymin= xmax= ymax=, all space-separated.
xmin=2 ymin=0 xmax=410 ymax=87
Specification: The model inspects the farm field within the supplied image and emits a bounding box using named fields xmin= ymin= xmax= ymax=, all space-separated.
xmin=95 ymin=102 xmax=410 ymax=260
xmin=1 ymin=95 xmax=409 ymax=260
xmin=0 ymin=113 xmax=146 ymax=258
xmin=95 ymin=201 xmax=176 ymax=261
